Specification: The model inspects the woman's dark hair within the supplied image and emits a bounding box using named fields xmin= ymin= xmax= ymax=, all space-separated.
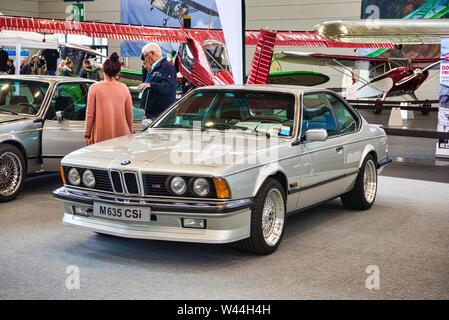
xmin=103 ymin=52 xmax=121 ymax=78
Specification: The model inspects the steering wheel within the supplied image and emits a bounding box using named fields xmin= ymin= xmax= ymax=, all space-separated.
xmin=17 ymin=103 xmax=38 ymax=114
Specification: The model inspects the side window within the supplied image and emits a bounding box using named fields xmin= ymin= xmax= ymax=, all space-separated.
xmin=326 ymin=93 xmax=358 ymax=134
xmin=46 ymin=83 xmax=87 ymax=121
xmin=302 ymin=93 xmax=338 ymax=137
xmin=180 ymin=43 xmax=194 ymax=73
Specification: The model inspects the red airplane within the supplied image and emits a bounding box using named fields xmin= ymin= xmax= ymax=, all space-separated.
xmin=273 ymin=51 xmax=442 ymax=102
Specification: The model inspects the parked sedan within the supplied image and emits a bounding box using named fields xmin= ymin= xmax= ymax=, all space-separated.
xmin=0 ymin=75 xmax=144 ymax=202
xmin=54 ymin=85 xmax=391 ymax=254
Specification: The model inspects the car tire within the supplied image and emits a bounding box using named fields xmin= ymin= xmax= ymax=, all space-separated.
xmin=238 ymin=178 xmax=286 ymax=255
xmin=340 ymin=154 xmax=377 ymax=210
xmin=0 ymin=144 xmax=26 ymax=203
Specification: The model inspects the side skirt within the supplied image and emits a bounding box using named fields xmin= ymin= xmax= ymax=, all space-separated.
xmin=286 ymin=193 xmax=344 ymax=217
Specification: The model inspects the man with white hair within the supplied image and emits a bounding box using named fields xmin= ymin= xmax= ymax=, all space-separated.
xmin=137 ymin=42 xmax=177 ymax=119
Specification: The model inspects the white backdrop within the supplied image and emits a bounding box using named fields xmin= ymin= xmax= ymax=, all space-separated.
xmin=216 ymin=0 xmax=245 ymax=84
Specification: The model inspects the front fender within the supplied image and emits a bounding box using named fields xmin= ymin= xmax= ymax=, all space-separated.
xmin=0 ymin=133 xmax=17 ymax=144
xmin=252 ymin=162 xmax=288 ymax=197
xmin=0 ymin=133 xmax=29 ymax=156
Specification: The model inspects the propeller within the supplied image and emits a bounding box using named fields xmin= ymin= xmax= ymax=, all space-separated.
xmin=396 ymin=60 xmax=441 ymax=86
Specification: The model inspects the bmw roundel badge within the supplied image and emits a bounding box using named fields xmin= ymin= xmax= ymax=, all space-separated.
xmin=121 ymin=160 xmax=131 ymax=165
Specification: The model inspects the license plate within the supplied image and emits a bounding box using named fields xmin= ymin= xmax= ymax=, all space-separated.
xmin=93 ymin=202 xmax=151 ymax=222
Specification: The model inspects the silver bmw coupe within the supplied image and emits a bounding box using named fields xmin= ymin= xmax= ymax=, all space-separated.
xmin=54 ymin=85 xmax=390 ymax=254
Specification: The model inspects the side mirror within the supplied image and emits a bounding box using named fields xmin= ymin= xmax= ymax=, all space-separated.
xmin=304 ymin=128 xmax=328 ymax=142
xmin=56 ymin=111 xmax=63 ymax=122
xmin=142 ymin=119 xmax=153 ymax=130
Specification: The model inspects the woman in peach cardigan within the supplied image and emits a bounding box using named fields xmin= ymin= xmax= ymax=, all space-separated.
xmin=84 ymin=52 xmax=133 ymax=145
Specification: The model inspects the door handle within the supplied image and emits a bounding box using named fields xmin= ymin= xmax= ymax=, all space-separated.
xmin=336 ymin=146 xmax=344 ymax=152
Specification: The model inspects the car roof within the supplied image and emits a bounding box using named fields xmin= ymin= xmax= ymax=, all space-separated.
xmin=197 ymin=84 xmax=327 ymax=95
xmin=0 ymin=75 xmax=95 ymax=84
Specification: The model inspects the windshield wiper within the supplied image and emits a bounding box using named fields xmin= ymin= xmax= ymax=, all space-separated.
xmin=204 ymin=123 xmax=271 ymax=137
xmin=158 ymin=123 xmax=191 ymax=129
xmin=254 ymin=128 xmax=271 ymax=138
xmin=203 ymin=123 xmax=245 ymax=130
xmin=0 ymin=107 xmax=18 ymax=115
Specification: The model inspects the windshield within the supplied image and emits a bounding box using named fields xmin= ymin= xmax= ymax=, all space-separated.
xmin=0 ymin=79 xmax=49 ymax=115
xmin=154 ymin=90 xmax=296 ymax=137
xmin=203 ymin=40 xmax=231 ymax=75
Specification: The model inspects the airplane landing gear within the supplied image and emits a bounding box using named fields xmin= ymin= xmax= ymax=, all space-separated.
xmin=421 ymin=100 xmax=431 ymax=115
xmin=373 ymin=100 xmax=383 ymax=114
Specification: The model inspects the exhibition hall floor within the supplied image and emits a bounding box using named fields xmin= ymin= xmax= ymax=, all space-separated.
xmin=1 ymin=166 xmax=448 ymax=299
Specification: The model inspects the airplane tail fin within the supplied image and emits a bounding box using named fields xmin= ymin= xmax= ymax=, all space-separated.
xmin=246 ymin=29 xmax=277 ymax=84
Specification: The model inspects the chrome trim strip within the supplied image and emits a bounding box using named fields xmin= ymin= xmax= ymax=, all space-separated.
xmin=287 ymin=169 xmax=359 ymax=194
xmin=53 ymin=187 xmax=253 ymax=215
xmin=61 ymin=184 xmax=231 ymax=203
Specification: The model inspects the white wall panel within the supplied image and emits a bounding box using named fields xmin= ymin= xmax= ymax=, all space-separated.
xmin=0 ymin=0 xmax=39 ymax=16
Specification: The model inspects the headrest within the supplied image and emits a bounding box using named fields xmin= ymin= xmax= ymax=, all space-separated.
xmin=303 ymin=96 xmax=325 ymax=108
xmin=55 ymin=96 xmax=74 ymax=111
xmin=9 ymin=95 xmax=28 ymax=105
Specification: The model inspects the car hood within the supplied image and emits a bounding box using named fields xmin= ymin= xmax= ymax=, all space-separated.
xmin=63 ymin=128 xmax=284 ymax=176
xmin=0 ymin=113 xmax=29 ymax=124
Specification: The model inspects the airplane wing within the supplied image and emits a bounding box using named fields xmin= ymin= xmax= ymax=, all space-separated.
xmin=315 ymin=19 xmax=449 ymax=45
xmin=59 ymin=43 xmax=106 ymax=57
xmin=273 ymin=52 xmax=389 ymax=68
xmin=0 ymin=16 xmax=393 ymax=49
xmin=266 ymin=71 xmax=329 ymax=86
xmin=186 ymin=0 xmax=219 ymax=16
xmin=273 ymin=52 xmax=442 ymax=68
xmin=245 ymin=30 xmax=393 ymax=48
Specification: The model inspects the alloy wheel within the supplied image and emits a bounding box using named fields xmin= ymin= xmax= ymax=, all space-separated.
xmin=0 ymin=152 xmax=23 ymax=197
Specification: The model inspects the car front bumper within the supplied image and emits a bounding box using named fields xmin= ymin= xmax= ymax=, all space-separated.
xmin=54 ymin=187 xmax=253 ymax=244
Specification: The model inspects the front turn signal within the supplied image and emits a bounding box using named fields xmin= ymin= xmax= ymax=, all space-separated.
xmin=212 ymin=177 xmax=231 ymax=199
xmin=60 ymin=166 xmax=66 ymax=185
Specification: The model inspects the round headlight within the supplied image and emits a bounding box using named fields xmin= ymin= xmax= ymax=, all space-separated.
xmin=68 ymin=168 xmax=81 ymax=186
xmin=192 ymin=178 xmax=210 ymax=197
xmin=82 ymin=169 xmax=96 ymax=188
xmin=170 ymin=176 xmax=187 ymax=195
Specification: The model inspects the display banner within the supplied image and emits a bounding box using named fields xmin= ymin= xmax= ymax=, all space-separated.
xmin=436 ymin=37 xmax=449 ymax=158
xmin=216 ymin=0 xmax=245 ymax=84
xmin=120 ymin=0 xmax=222 ymax=57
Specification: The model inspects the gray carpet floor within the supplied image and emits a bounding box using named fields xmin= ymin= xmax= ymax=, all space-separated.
xmin=0 ymin=172 xmax=448 ymax=299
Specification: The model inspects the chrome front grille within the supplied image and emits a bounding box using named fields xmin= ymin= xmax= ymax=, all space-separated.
xmin=123 ymin=172 xmax=139 ymax=195
xmin=91 ymin=170 xmax=113 ymax=192
xmin=109 ymin=170 xmax=140 ymax=195
xmin=110 ymin=171 xmax=123 ymax=193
